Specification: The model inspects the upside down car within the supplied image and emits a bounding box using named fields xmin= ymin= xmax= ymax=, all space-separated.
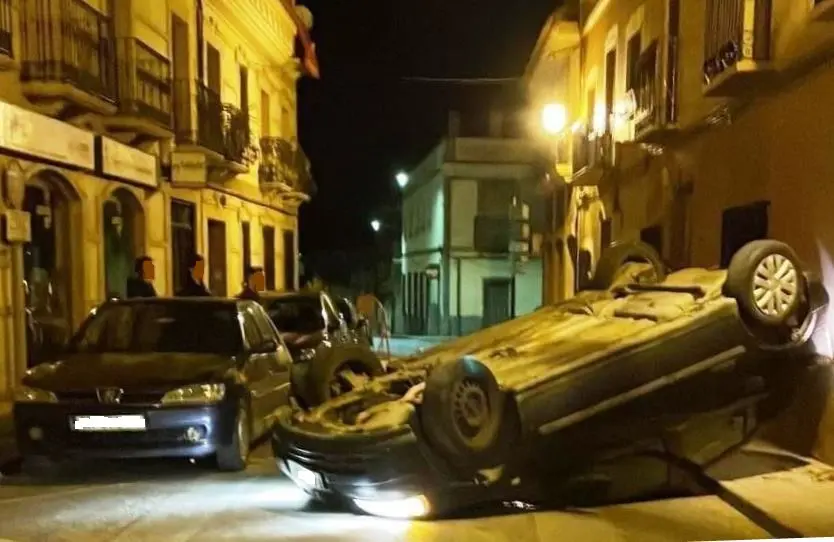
xmin=271 ymin=240 xmax=829 ymax=518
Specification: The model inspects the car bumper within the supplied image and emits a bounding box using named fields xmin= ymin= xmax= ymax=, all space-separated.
xmin=271 ymin=407 xmax=479 ymax=515
xmin=14 ymin=402 xmax=234 ymax=460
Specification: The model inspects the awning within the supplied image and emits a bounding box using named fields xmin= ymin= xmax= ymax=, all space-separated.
xmin=281 ymin=1 xmax=320 ymax=79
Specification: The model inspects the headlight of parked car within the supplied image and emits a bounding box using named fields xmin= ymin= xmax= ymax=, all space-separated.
xmin=14 ymin=386 xmax=58 ymax=404
xmin=161 ymin=383 xmax=226 ymax=405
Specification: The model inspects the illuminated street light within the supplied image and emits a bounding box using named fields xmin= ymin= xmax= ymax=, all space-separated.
xmin=370 ymin=219 xmax=381 ymax=232
xmin=542 ymin=103 xmax=567 ymax=135
xmin=396 ymin=172 xmax=409 ymax=189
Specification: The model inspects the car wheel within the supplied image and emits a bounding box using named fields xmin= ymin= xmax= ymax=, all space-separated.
xmin=588 ymin=241 xmax=667 ymax=291
xmin=216 ymin=404 xmax=250 ymax=472
xmin=308 ymin=355 xmax=384 ymax=407
xmin=420 ymin=358 xmax=518 ymax=471
xmin=724 ymin=240 xmax=805 ymax=328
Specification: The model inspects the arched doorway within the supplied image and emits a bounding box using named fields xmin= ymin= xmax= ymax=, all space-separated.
xmin=103 ymin=188 xmax=145 ymax=299
xmin=23 ymin=170 xmax=80 ymax=366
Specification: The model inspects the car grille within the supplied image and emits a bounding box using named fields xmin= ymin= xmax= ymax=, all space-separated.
xmin=55 ymin=391 xmax=166 ymax=405
xmin=65 ymin=427 xmax=203 ymax=449
xmin=283 ymin=445 xmax=396 ymax=476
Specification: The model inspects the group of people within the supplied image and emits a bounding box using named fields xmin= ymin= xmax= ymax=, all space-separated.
xmin=125 ymin=254 xmax=266 ymax=301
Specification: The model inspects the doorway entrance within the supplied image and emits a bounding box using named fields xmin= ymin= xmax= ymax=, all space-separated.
xmin=283 ymin=229 xmax=295 ymax=290
xmin=208 ymin=219 xmax=228 ymax=296
xmin=23 ymin=171 xmax=78 ymax=366
xmin=482 ymin=278 xmax=512 ymax=329
xmin=103 ymin=188 xmax=144 ymax=299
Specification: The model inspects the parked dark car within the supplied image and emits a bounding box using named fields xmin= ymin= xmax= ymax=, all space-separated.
xmin=271 ymin=240 xmax=829 ymax=518
xmin=14 ymin=298 xmax=292 ymax=472
xmin=334 ymin=296 xmax=373 ymax=346
xmin=261 ymin=291 xmax=384 ymax=409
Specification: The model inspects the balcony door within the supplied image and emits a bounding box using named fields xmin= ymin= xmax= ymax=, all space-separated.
xmin=171 ymin=14 xmax=191 ymax=140
xmin=208 ymin=219 xmax=228 ymax=297
xmin=207 ymin=44 xmax=221 ymax=94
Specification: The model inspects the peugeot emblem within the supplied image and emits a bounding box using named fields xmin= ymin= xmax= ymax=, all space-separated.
xmin=96 ymin=388 xmax=123 ymax=404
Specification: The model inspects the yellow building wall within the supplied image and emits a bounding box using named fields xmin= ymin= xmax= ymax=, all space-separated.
xmin=0 ymin=0 xmax=306 ymax=398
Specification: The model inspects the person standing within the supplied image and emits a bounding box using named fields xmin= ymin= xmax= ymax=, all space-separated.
xmin=126 ymin=256 xmax=157 ymax=298
xmin=177 ymin=254 xmax=212 ymax=296
xmin=237 ymin=266 xmax=265 ymax=301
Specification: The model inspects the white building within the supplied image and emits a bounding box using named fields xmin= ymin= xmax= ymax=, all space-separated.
xmin=398 ymin=111 xmax=543 ymax=336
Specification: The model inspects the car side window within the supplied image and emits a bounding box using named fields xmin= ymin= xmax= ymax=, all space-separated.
xmin=250 ymin=305 xmax=278 ymax=342
xmin=241 ymin=309 xmax=265 ymax=351
xmin=321 ymin=294 xmax=340 ymax=326
xmin=335 ymin=299 xmax=354 ymax=325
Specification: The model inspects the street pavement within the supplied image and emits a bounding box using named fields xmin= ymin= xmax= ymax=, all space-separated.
xmin=0 ymin=441 xmax=783 ymax=542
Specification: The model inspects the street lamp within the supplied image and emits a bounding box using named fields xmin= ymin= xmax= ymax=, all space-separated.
xmin=370 ymin=219 xmax=381 ymax=232
xmin=542 ymin=103 xmax=567 ymax=135
xmin=395 ymin=172 xmax=409 ymax=189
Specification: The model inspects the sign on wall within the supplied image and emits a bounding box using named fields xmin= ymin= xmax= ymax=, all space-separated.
xmin=2 ymin=209 xmax=31 ymax=243
xmin=0 ymin=101 xmax=95 ymax=170
xmin=99 ymin=137 xmax=159 ymax=189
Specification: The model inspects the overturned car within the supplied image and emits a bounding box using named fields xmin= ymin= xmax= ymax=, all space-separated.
xmin=271 ymin=240 xmax=829 ymax=518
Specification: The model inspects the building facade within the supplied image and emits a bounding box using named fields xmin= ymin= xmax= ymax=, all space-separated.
xmin=0 ymin=0 xmax=317 ymax=398
xmin=398 ymin=111 xmax=544 ymax=337
xmin=526 ymin=0 xmax=834 ymax=310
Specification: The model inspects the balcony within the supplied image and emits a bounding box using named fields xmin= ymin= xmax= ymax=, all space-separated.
xmin=702 ymin=0 xmax=775 ymax=97
xmin=259 ymin=137 xmax=314 ymax=199
xmin=19 ymin=0 xmax=117 ymax=118
xmin=474 ymin=215 xmax=511 ymax=254
xmin=571 ymin=130 xmax=613 ymax=185
xmin=0 ymin=0 xmax=12 ymax=66
xmin=633 ymin=40 xmax=679 ymax=144
xmin=174 ymin=80 xmax=257 ymax=178
xmin=104 ymin=38 xmax=172 ymax=142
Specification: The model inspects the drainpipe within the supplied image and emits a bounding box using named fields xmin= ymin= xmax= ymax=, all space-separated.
xmin=456 ymin=256 xmax=462 ymax=336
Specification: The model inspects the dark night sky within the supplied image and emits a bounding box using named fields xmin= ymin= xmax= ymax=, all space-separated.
xmin=297 ymin=0 xmax=558 ymax=253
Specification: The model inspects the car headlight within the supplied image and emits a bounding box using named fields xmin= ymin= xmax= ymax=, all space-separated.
xmin=161 ymin=383 xmax=226 ymax=405
xmin=14 ymin=386 xmax=57 ymax=404
xmin=295 ymin=348 xmax=316 ymax=362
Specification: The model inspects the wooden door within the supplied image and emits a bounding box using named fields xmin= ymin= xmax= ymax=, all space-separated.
xmin=208 ymin=219 xmax=227 ymax=296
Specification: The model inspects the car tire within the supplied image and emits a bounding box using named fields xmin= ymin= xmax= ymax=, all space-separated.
xmin=420 ymin=358 xmax=517 ymax=471
xmin=216 ymin=403 xmax=250 ymax=472
xmin=588 ymin=241 xmax=667 ymax=291
xmin=724 ymin=240 xmax=806 ymax=328
xmin=308 ymin=355 xmax=384 ymax=407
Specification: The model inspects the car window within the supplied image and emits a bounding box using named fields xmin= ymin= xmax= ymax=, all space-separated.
xmin=250 ymin=305 xmax=278 ymax=342
xmin=265 ymin=297 xmax=325 ymax=333
xmin=70 ymin=302 xmax=243 ymax=354
xmin=241 ymin=310 xmax=265 ymax=350
xmin=334 ymin=298 xmax=355 ymax=325
xmin=321 ymin=294 xmax=340 ymax=325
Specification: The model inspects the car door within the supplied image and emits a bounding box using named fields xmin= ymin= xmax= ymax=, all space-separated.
xmin=249 ymin=304 xmax=292 ymax=412
xmin=239 ymin=307 xmax=275 ymax=434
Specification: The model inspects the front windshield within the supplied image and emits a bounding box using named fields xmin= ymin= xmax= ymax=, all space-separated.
xmin=266 ymin=297 xmax=325 ymax=334
xmin=69 ymin=302 xmax=243 ymax=354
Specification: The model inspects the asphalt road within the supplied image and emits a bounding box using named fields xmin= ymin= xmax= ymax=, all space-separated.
xmin=0 ymin=442 xmax=778 ymax=542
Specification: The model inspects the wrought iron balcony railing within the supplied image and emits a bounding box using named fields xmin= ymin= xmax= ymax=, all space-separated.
xmin=259 ymin=137 xmax=315 ymax=194
xmin=196 ymin=82 xmax=224 ymax=155
xmin=19 ymin=0 xmax=117 ymax=102
xmin=703 ymin=0 xmax=772 ymax=87
xmin=115 ymin=38 xmax=172 ymax=127
xmin=0 ymin=0 xmax=11 ymax=57
xmin=222 ymin=104 xmax=257 ymax=165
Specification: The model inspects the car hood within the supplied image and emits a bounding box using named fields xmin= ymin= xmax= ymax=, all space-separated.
xmin=23 ymin=352 xmax=236 ymax=392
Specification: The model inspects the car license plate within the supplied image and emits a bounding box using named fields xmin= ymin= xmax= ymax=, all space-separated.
xmin=71 ymin=415 xmax=147 ymax=432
